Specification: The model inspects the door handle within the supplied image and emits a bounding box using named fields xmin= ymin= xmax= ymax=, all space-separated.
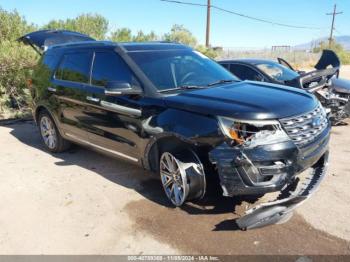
xmin=48 ymin=87 xmax=56 ymax=92
xmin=86 ymin=96 xmax=100 ymax=103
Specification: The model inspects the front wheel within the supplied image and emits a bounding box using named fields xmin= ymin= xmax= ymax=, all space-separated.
xmin=159 ymin=150 xmax=206 ymax=207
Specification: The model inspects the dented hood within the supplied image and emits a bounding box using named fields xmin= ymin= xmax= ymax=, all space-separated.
xmin=314 ymin=49 xmax=340 ymax=70
xmin=164 ymin=81 xmax=318 ymax=120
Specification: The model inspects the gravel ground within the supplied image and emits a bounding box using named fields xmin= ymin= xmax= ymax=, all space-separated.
xmin=0 ymin=66 xmax=349 ymax=255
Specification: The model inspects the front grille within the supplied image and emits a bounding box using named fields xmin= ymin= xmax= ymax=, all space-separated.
xmin=280 ymin=104 xmax=328 ymax=147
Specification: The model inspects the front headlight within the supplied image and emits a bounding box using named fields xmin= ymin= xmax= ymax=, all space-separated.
xmin=217 ymin=116 xmax=291 ymax=147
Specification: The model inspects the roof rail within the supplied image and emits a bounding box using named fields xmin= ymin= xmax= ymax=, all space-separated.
xmin=49 ymin=40 xmax=116 ymax=49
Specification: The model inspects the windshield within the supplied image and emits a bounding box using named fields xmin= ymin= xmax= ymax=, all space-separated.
xmin=128 ymin=49 xmax=238 ymax=91
xmin=255 ymin=61 xmax=299 ymax=82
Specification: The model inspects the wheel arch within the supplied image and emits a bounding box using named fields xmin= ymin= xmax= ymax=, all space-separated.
xmin=34 ymin=105 xmax=49 ymax=123
xmin=144 ymin=134 xmax=197 ymax=173
xmin=34 ymin=104 xmax=64 ymax=137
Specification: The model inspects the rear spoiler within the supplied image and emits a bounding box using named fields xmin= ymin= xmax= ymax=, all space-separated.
xmin=17 ymin=30 xmax=95 ymax=55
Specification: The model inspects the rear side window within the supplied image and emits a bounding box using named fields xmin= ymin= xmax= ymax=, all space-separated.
xmin=55 ymin=52 xmax=91 ymax=83
xmin=91 ymin=51 xmax=133 ymax=87
xmin=220 ymin=63 xmax=230 ymax=70
xmin=230 ymin=64 xmax=262 ymax=81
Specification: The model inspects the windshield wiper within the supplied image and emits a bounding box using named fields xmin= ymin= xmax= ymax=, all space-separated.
xmin=158 ymin=85 xmax=206 ymax=93
xmin=207 ymin=79 xmax=238 ymax=87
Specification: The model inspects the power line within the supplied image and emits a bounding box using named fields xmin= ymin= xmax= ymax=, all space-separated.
xmin=160 ymin=0 xmax=323 ymax=30
xmin=161 ymin=0 xmax=207 ymax=7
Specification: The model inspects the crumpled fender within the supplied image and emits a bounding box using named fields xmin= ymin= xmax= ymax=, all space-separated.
xmin=141 ymin=108 xmax=224 ymax=170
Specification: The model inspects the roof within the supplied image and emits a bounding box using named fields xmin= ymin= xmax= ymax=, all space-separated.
xmin=18 ymin=30 xmax=191 ymax=55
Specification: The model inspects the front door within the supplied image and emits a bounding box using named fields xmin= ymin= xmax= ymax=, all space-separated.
xmin=83 ymin=50 xmax=144 ymax=163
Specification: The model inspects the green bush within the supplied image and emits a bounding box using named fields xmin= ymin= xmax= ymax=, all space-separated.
xmin=0 ymin=8 xmax=38 ymax=118
xmin=196 ymin=45 xmax=220 ymax=59
xmin=0 ymin=41 xmax=38 ymax=117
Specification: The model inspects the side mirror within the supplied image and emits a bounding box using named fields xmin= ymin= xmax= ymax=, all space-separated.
xmin=104 ymin=81 xmax=142 ymax=96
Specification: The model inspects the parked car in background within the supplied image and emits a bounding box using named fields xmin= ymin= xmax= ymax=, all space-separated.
xmin=19 ymin=30 xmax=330 ymax=230
xmin=219 ymin=50 xmax=350 ymax=125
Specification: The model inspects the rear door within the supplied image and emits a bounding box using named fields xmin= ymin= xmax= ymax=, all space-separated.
xmin=52 ymin=50 xmax=93 ymax=140
xmin=83 ymin=50 xmax=143 ymax=163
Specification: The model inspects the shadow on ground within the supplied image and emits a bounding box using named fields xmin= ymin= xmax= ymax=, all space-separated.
xmin=3 ymin=121 xmax=350 ymax=255
xmin=2 ymin=120 xmax=257 ymax=218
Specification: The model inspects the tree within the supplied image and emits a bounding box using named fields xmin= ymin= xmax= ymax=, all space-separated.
xmin=45 ymin=14 xmax=108 ymax=40
xmin=109 ymin=28 xmax=132 ymax=42
xmin=133 ymin=30 xmax=158 ymax=42
xmin=195 ymin=45 xmax=219 ymax=59
xmin=0 ymin=8 xmax=36 ymax=41
xmin=163 ymin=24 xmax=197 ymax=47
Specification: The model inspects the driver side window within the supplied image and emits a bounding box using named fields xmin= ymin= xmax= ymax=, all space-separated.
xmin=230 ymin=64 xmax=264 ymax=82
xmin=91 ymin=51 xmax=134 ymax=87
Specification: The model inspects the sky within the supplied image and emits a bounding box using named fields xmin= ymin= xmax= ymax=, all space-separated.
xmin=1 ymin=0 xmax=349 ymax=48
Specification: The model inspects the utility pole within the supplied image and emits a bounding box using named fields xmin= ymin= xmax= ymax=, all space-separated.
xmin=205 ymin=0 xmax=211 ymax=47
xmin=326 ymin=4 xmax=343 ymax=48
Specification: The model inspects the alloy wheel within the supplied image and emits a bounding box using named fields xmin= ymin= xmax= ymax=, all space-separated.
xmin=160 ymin=152 xmax=189 ymax=206
xmin=40 ymin=116 xmax=57 ymax=149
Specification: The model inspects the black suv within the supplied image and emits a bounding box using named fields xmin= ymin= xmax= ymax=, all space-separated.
xmin=19 ymin=30 xmax=330 ymax=229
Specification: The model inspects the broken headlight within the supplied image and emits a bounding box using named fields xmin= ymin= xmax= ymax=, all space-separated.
xmin=217 ymin=117 xmax=291 ymax=147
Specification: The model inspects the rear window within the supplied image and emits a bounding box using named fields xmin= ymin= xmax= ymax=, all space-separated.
xmin=255 ymin=61 xmax=299 ymax=82
xmin=55 ymin=52 xmax=91 ymax=83
xmin=229 ymin=64 xmax=260 ymax=81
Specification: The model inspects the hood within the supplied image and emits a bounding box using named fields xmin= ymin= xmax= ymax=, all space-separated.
xmin=314 ymin=49 xmax=340 ymax=70
xmin=163 ymin=81 xmax=318 ymax=120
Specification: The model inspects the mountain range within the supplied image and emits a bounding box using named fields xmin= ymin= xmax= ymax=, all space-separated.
xmin=294 ymin=35 xmax=350 ymax=51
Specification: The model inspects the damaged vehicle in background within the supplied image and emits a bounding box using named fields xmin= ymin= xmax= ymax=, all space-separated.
xmin=19 ymin=30 xmax=330 ymax=230
xmin=219 ymin=50 xmax=350 ymax=125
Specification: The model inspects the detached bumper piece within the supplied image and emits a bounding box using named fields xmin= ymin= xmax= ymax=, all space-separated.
xmin=236 ymin=152 xmax=328 ymax=230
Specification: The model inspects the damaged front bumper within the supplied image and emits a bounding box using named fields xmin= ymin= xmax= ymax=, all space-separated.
xmin=209 ymin=125 xmax=330 ymax=229
xmin=236 ymin=152 xmax=328 ymax=230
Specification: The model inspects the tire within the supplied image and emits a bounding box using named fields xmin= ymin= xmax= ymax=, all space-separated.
xmin=159 ymin=150 xmax=206 ymax=207
xmin=38 ymin=110 xmax=71 ymax=153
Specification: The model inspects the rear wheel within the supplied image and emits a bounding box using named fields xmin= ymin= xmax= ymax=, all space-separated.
xmin=159 ymin=150 xmax=206 ymax=207
xmin=38 ymin=111 xmax=70 ymax=153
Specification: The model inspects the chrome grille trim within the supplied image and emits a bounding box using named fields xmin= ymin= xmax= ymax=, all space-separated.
xmin=280 ymin=104 xmax=328 ymax=147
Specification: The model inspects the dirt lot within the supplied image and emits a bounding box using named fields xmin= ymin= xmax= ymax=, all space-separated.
xmin=341 ymin=65 xmax=350 ymax=79
xmin=0 ymin=67 xmax=349 ymax=255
